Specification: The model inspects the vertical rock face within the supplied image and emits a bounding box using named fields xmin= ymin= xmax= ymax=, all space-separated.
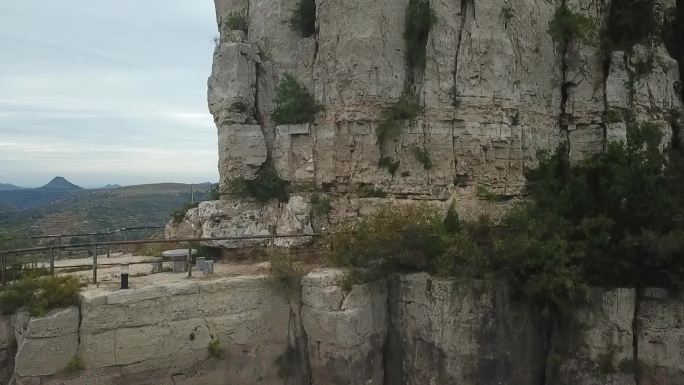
xmin=12 ymin=307 xmax=80 ymax=378
xmin=386 ymin=273 xmax=544 ymax=385
xmin=547 ymin=288 xmax=637 ymax=385
xmin=5 ymin=272 xmax=684 ymax=384
xmin=636 ymin=288 xmax=684 ymax=385
xmin=301 ymin=269 xmax=388 ymax=385
xmin=166 ymin=0 xmax=683 ymax=243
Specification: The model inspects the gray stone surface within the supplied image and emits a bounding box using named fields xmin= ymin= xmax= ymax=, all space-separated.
xmin=13 ymin=307 xmax=80 ymax=377
xmin=186 ymin=0 xmax=684 ymax=241
xmin=386 ymin=273 xmax=544 ymax=385
xmin=548 ymin=288 xmax=637 ymax=385
xmin=637 ymin=289 xmax=684 ymax=385
xmin=302 ymin=269 xmax=388 ymax=385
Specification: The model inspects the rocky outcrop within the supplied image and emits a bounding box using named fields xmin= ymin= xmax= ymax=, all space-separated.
xmin=5 ymin=271 xmax=684 ymax=384
xmin=636 ymin=288 xmax=684 ymax=385
xmin=386 ymin=274 xmax=544 ymax=385
xmin=165 ymin=197 xmax=313 ymax=248
xmin=162 ymin=0 xmax=684 ymax=242
xmin=12 ymin=307 xmax=80 ymax=378
xmin=547 ymin=288 xmax=637 ymax=385
xmin=301 ymin=269 xmax=387 ymax=385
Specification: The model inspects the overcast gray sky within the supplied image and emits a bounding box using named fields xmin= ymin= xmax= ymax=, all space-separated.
xmin=0 ymin=1 xmax=219 ymax=188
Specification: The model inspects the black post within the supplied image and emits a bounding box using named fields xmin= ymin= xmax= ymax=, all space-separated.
xmin=187 ymin=241 xmax=192 ymax=278
xmin=50 ymin=248 xmax=55 ymax=276
xmin=121 ymin=265 xmax=129 ymax=289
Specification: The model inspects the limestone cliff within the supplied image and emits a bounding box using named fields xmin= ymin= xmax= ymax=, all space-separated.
xmin=166 ymin=0 xmax=683 ymax=242
xmin=4 ymin=271 xmax=684 ymax=385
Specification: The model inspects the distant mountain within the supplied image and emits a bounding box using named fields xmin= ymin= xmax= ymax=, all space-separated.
xmin=0 ymin=182 xmax=217 ymax=241
xmin=100 ymin=184 xmax=122 ymax=189
xmin=39 ymin=177 xmax=83 ymax=191
xmin=0 ymin=183 xmax=25 ymax=192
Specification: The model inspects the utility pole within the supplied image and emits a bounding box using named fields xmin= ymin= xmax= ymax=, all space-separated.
xmin=190 ymin=184 xmax=194 ymax=204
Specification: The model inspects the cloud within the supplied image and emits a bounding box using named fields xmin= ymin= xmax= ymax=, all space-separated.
xmin=0 ymin=0 xmax=219 ymax=187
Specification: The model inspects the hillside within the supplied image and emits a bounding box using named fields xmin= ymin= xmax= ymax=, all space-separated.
xmin=0 ymin=182 xmax=216 ymax=244
xmin=0 ymin=184 xmax=25 ymax=192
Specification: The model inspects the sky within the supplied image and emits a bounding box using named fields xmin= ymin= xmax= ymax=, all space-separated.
xmin=0 ymin=0 xmax=219 ymax=188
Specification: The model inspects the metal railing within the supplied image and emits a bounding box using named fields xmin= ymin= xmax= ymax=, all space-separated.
xmin=0 ymin=233 xmax=324 ymax=286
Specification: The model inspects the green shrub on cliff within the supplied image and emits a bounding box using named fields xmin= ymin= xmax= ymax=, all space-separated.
xmin=548 ymin=3 xmax=597 ymax=48
xmin=605 ymin=0 xmax=656 ymax=49
xmin=272 ymin=74 xmax=322 ymax=125
xmin=377 ymin=92 xmax=421 ymax=141
xmin=289 ymin=0 xmax=316 ymax=37
xmin=222 ymin=11 xmax=248 ymax=33
xmin=405 ymin=0 xmax=437 ymax=69
xmin=0 ymin=274 xmax=82 ymax=316
xmin=228 ymin=164 xmax=290 ymax=203
xmin=330 ymin=121 xmax=684 ymax=312
xmin=171 ymin=202 xmax=199 ymax=224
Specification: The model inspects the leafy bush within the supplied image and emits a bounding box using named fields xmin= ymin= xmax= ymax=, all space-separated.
xmin=0 ymin=275 xmax=82 ymax=316
xmin=605 ymin=0 xmax=656 ymax=49
xmin=171 ymin=202 xmax=199 ymax=224
xmin=662 ymin=4 xmax=684 ymax=100
xmin=289 ymin=0 xmax=316 ymax=37
xmin=270 ymin=254 xmax=310 ymax=290
xmin=208 ymin=184 xmax=220 ymax=200
xmin=475 ymin=185 xmax=499 ymax=201
xmin=58 ymin=357 xmax=85 ymax=377
xmin=330 ymin=205 xmax=450 ymax=279
xmin=359 ymin=185 xmax=387 ymax=198
xmin=378 ymin=157 xmax=401 ymax=176
xmin=311 ymin=194 xmax=332 ymax=216
xmin=228 ymin=164 xmax=289 ymax=203
xmin=222 ymin=11 xmax=248 ymax=33
xmin=404 ymin=0 xmax=437 ymax=69
xmin=377 ymin=92 xmax=421 ymax=141
xmin=413 ymin=146 xmax=433 ymax=170
xmin=443 ymin=203 xmax=461 ymax=234
xmin=330 ymin=121 xmax=684 ymax=313
xmin=207 ymin=338 xmax=224 ymax=359
xmin=548 ymin=3 xmax=597 ymax=48
xmin=272 ymin=74 xmax=322 ymax=125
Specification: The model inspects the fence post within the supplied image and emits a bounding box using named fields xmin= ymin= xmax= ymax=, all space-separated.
xmin=186 ymin=241 xmax=192 ymax=278
xmin=57 ymin=236 xmax=62 ymax=260
xmin=1 ymin=253 xmax=5 ymax=286
xmin=93 ymin=245 xmax=98 ymax=285
xmin=50 ymin=248 xmax=55 ymax=276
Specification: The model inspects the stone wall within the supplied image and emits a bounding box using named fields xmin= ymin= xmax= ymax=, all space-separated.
xmin=4 ymin=271 xmax=684 ymax=384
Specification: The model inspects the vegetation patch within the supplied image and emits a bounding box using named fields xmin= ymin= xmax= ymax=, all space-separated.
xmin=662 ymin=2 xmax=684 ymax=101
xmin=207 ymin=338 xmax=224 ymax=359
xmin=330 ymin=120 xmax=684 ymax=314
xmin=272 ymin=74 xmax=323 ymax=125
xmin=359 ymin=185 xmax=388 ymax=198
xmin=58 ymin=357 xmax=84 ymax=377
xmin=222 ymin=11 xmax=248 ymax=33
xmin=404 ymin=0 xmax=437 ymax=70
xmin=0 ymin=274 xmax=81 ymax=316
xmin=171 ymin=202 xmax=199 ymax=224
xmin=413 ymin=146 xmax=433 ymax=170
xmin=548 ymin=3 xmax=597 ymax=48
xmin=605 ymin=0 xmax=656 ymax=50
xmin=377 ymin=92 xmax=421 ymax=141
xmin=378 ymin=157 xmax=401 ymax=176
xmin=289 ymin=0 xmax=316 ymax=37
xmin=228 ymin=164 xmax=289 ymax=203
xmin=311 ymin=194 xmax=332 ymax=216
xmin=270 ymin=254 xmax=310 ymax=290
xmin=475 ymin=185 xmax=499 ymax=201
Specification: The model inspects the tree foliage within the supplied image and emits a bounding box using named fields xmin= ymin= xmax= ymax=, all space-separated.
xmin=331 ymin=121 xmax=684 ymax=312
xmin=272 ymin=74 xmax=322 ymax=125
